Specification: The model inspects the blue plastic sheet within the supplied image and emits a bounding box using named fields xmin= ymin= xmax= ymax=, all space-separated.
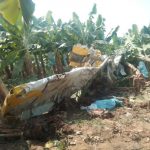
xmin=81 ymin=97 xmax=123 ymax=111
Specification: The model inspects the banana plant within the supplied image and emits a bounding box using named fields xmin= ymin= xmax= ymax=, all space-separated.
xmin=0 ymin=0 xmax=35 ymax=79
xmin=0 ymin=0 xmax=35 ymax=29
xmin=0 ymin=3 xmax=120 ymax=82
xmin=121 ymin=24 xmax=150 ymax=63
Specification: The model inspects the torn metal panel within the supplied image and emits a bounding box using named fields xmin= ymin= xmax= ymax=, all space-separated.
xmin=69 ymin=44 xmax=103 ymax=67
xmin=1 ymin=53 xmax=126 ymax=120
xmin=1 ymin=66 xmax=102 ymax=119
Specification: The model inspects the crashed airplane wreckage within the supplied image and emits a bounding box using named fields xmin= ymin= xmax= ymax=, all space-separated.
xmin=0 ymin=44 xmax=145 ymax=120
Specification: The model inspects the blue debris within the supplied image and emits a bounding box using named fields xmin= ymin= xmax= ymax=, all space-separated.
xmin=137 ymin=61 xmax=149 ymax=78
xmin=81 ymin=97 xmax=123 ymax=111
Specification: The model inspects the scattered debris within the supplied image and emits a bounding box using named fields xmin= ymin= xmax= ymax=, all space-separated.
xmin=125 ymin=112 xmax=133 ymax=118
xmin=88 ymin=109 xmax=114 ymax=119
xmin=68 ymin=135 xmax=74 ymax=139
xmin=30 ymin=145 xmax=43 ymax=150
xmin=69 ymin=141 xmax=76 ymax=146
xmin=81 ymin=97 xmax=123 ymax=111
xmin=139 ymin=101 xmax=150 ymax=109
xmin=69 ymin=44 xmax=102 ymax=67
xmin=84 ymin=135 xmax=101 ymax=144
xmin=44 ymin=140 xmax=54 ymax=149
xmin=137 ymin=61 xmax=149 ymax=78
xmin=75 ymin=131 xmax=82 ymax=135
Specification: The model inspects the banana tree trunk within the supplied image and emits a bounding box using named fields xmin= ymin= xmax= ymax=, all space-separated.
xmin=34 ymin=54 xmax=42 ymax=78
xmin=5 ymin=65 xmax=12 ymax=79
xmin=54 ymin=51 xmax=64 ymax=74
xmin=10 ymin=64 xmax=14 ymax=72
xmin=24 ymin=50 xmax=34 ymax=77
xmin=0 ymin=78 xmax=8 ymax=104
xmin=39 ymin=53 xmax=46 ymax=77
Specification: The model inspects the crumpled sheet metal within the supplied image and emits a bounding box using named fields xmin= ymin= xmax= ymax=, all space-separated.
xmin=1 ymin=67 xmax=100 ymax=119
xmin=1 ymin=54 xmax=124 ymax=120
xmin=69 ymin=44 xmax=102 ymax=67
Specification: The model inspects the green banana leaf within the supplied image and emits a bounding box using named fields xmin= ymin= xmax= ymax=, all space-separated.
xmin=0 ymin=0 xmax=35 ymax=29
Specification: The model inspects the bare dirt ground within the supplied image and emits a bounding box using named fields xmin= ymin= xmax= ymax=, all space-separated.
xmin=65 ymin=106 xmax=150 ymax=150
xmin=0 ymin=87 xmax=150 ymax=150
